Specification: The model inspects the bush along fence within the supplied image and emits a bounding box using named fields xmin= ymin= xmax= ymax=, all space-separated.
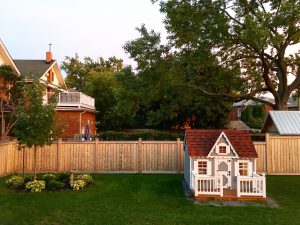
xmin=0 ymin=139 xmax=184 ymax=176
xmin=1 ymin=134 xmax=300 ymax=176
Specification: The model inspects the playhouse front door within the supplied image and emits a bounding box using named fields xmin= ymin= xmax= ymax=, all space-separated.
xmin=216 ymin=159 xmax=232 ymax=188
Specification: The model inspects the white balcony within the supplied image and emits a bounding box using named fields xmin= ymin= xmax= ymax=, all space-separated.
xmin=47 ymin=92 xmax=95 ymax=109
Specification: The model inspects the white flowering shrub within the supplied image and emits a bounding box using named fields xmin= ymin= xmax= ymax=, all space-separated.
xmin=71 ymin=180 xmax=86 ymax=191
xmin=25 ymin=180 xmax=46 ymax=192
xmin=76 ymin=174 xmax=94 ymax=185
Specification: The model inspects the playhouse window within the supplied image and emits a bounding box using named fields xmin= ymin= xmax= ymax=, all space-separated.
xmin=217 ymin=144 xmax=229 ymax=154
xmin=219 ymin=146 xmax=227 ymax=154
xmin=239 ymin=162 xmax=248 ymax=176
xmin=198 ymin=161 xmax=207 ymax=174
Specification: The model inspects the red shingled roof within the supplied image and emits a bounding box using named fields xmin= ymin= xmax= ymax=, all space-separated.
xmin=185 ymin=129 xmax=258 ymax=158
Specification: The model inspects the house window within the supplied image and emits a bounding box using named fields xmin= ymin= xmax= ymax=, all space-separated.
xmin=239 ymin=162 xmax=248 ymax=176
xmin=198 ymin=161 xmax=207 ymax=175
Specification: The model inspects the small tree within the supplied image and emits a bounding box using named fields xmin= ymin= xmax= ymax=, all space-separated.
xmin=13 ymin=80 xmax=57 ymax=180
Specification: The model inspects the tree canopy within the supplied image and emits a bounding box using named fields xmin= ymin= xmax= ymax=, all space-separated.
xmin=156 ymin=0 xmax=300 ymax=110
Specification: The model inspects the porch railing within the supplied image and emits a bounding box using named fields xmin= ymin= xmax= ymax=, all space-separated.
xmin=47 ymin=92 xmax=95 ymax=109
xmin=192 ymin=172 xmax=223 ymax=196
xmin=237 ymin=173 xmax=266 ymax=197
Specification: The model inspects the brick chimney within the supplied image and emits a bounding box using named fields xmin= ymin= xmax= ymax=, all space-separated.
xmin=46 ymin=43 xmax=52 ymax=63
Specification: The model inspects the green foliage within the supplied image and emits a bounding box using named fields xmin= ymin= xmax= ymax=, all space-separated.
xmin=25 ymin=180 xmax=45 ymax=192
xmin=157 ymin=0 xmax=300 ymax=110
xmin=0 ymin=65 xmax=23 ymax=139
xmin=46 ymin=180 xmax=65 ymax=191
xmin=241 ymin=104 xmax=265 ymax=129
xmin=62 ymin=55 xmax=122 ymax=129
xmin=5 ymin=175 xmax=24 ymax=190
xmin=13 ymin=80 xmax=57 ymax=148
xmin=71 ymin=180 xmax=86 ymax=191
xmin=42 ymin=174 xmax=56 ymax=183
xmin=76 ymin=174 xmax=94 ymax=185
xmin=98 ymin=130 xmax=183 ymax=140
xmin=56 ymin=172 xmax=70 ymax=184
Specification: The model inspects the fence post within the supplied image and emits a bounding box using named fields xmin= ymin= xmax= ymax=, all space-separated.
xmin=265 ymin=133 xmax=269 ymax=174
xmin=177 ymin=138 xmax=181 ymax=173
xmin=138 ymin=138 xmax=142 ymax=173
xmin=94 ymin=138 xmax=99 ymax=173
xmin=57 ymin=138 xmax=62 ymax=172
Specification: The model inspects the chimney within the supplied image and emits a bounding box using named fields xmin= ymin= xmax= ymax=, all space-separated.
xmin=46 ymin=43 xmax=52 ymax=63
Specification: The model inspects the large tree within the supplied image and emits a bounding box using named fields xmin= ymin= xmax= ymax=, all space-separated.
xmin=122 ymin=25 xmax=233 ymax=129
xmin=156 ymin=0 xmax=300 ymax=110
xmin=62 ymin=55 xmax=123 ymax=129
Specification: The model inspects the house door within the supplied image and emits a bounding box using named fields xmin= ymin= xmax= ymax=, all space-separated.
xmin=216 ymin=159 xmax=232 ymax=188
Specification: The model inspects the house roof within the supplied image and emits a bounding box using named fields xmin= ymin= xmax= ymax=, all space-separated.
xmin=261 ymin=111 xmax=300 ymax=135
xmin=226 ymin=121 xmax=250 ymax=130
xmin=232 ymin=97 xmax=274 ymax=107
xmin=14 ymin=60 xmax=56 ymax=79
xmin=185 ymin=129 xmax=258 ymax=158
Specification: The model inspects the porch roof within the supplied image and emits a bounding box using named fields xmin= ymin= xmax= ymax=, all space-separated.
xmin=185 ymin=129 xmax=258 ymax=158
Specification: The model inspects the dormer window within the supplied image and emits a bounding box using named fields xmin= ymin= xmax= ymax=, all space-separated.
xmin=216 ymin=144 xmax=229 ymax=154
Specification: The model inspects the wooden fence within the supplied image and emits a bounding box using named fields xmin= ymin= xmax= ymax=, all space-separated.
xmin=0 ymin=139 xmax=184 ymax=176
xmin=1 ymin=134 xmax=300 ymax=176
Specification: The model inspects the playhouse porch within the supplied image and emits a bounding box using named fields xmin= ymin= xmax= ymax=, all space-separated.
xmin=191 ymin=172 xmax=267 ymax=201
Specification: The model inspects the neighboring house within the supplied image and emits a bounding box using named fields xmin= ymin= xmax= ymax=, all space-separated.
xmin=14 ymin=51 xmax=96 ymax=139
xmin=287 ymin=97 xmax=300 ymax=111
xmin=184 ymin=129 xmax=266 ymax=200
xmin=230 ymin=97 xmax=274 ymax=121
xmin=261 ymin=111 xmax=300 ymax=135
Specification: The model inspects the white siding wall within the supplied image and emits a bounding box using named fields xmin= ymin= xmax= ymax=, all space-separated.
xmin=183 ymin=142 xmax=190 ymax=186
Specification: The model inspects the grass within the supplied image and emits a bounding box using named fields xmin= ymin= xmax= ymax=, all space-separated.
xmin=0 ymin=174 xmax=300 ymax=225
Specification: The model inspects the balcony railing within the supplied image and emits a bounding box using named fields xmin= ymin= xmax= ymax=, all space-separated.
xmin=191 ymin=172 xmax=223 ymax=196
xmin=47 ymin=92 xmax=95 ymax=109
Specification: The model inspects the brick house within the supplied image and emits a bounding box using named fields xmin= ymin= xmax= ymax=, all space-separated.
xmin=1 ymin=39 xmax=96 ymax=139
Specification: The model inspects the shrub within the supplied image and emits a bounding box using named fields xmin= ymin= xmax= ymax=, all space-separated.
xmin=71 ymin=180 xmax=86 ymax=191
xmin=56 ymin=172 xmax=70 ymax=185
xmin=46 ymin=180 xmax=65 ymax=191
xmin=6 ymin=175 xmax=24 ymax=190
xmin=42 ymin=174 xmax=56 ymax=183
xmin=25 ymin=180 xmax=45 ymax=192
xmin=76 ymin=174 xmax=94 ymax=185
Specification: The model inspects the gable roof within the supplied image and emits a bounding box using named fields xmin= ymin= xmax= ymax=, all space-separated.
xmin=0 ymin=39 xmax=20 ymax=74
xmin=14 ymin=60 xmax=56 ymax=79
xmin=261 ymin=111 xmax=300 ymax=135
xmin=185 ymin=129 xmax=258 ymax=158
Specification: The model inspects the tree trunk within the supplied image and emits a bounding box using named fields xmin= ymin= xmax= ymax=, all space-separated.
xmin=33 ymin=146 xmax=37 ymax=180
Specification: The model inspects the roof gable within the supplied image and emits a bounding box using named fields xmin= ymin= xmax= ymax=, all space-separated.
xmin=207 ymin=131 xmax=239 ymax=158
xmin=261 ymin=111 xmax=300 ymax=135
xmin=0 ymin=39 xmax=20 ymax=74
xmin=14 ymin=59 xmax=66 ymax=89
xmin=185 ymin=129 xmax=258 ymax=158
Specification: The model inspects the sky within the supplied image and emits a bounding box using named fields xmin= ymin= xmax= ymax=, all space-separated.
xmin=0 ymin=0 xmax=167 ymax=69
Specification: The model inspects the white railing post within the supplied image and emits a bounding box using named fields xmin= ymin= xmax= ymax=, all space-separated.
xmin=237 ymin=176 xmax=241 ymax=197
xmin=262 ymin=173 xmax=266 ymax=198
xmin=219 ymin=175 xmax=223 ymax=197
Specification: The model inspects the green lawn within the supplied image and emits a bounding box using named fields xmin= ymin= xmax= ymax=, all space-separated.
xmin=0 ymin=174 xmax=300 ymax=225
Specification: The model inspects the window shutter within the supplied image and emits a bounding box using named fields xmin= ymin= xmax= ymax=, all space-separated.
xmin=248 ymin=161 xmax=253 ymax=176
xmin=194 ymin=160 xmax=198 ymax=174
xmin=207 ymin=160 xmax=212 ymax=176
xmin=234 ymin=160 xmax=239 ymax=176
